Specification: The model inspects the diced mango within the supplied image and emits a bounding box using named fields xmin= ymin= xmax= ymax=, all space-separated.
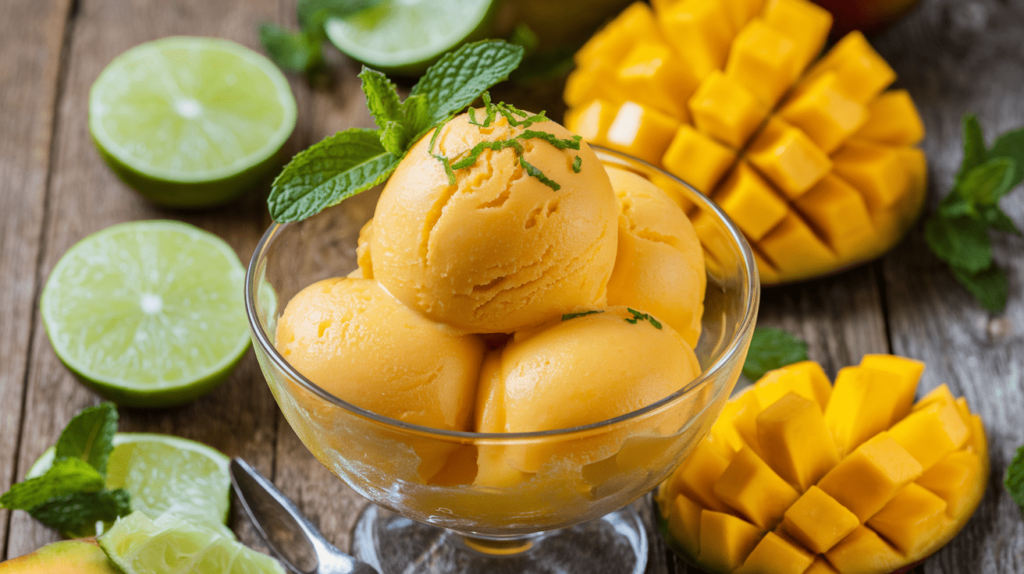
xmin=824 ymin=366 xmax=906 ymax=456
xmin=757 ymin=212 xmax=837 ymax=279
xmin=757 ymin=393 xmax=840 ymax=491
xmin=825 ymin=526 xmax=905 ymax=574
xmin=867 ymin=483 xmax=949 ymax=556
xmin=662 ymin=125 xmax=736 ymax=194
xmin=855 ymin=90 xmax=925 ymax=145
xmin=673 ymin=439 xmax=732 ymax=512
xmin=712 ymin=162 xmax=789 ymax=241
xmin=859 ymin=354 xmax=924 ymax=425
xmin=968 ymin=414 xmax=987 ymax=457
xmin=564 ymin=99 xmax=616 ymax=147
xmin=616 ymin=42 xmax=698 ymax=121
xmin=806 ymin=558 xmax=840 ymax=574
xmin=888 ymin=401 xmax=970 ymax=472
xmin=761 ymin=0 xmax=833 ymax=71
xmin=917 ymin=450 xmax=983 ymax=517
xmin=713 ymin=447 xmax=801 ymax=530
xmin=752 ymin=361 xmax=832 ymax=410
xmin=726 ymin=19 xmax=802 ymax=107
xmin=667 ymin=493 xmax=704 ymax=558
xmin=576 ymin=2 xmax=661 ymax=68
xmin=817 ymin=432 xmax=923 ymax=522
xmin=793 ymin=174 xmax=874 ymax=260
xmin=724 ymin=0 xmax=766 ymax=32
xmin=699 ymin=510 xmax=765 ymax=573
xmin=913 ymin=383 xmax=957 ymax=413
xmin=781 ymin=486 xmax=860 ymax=554
xmin=734 ymin=531 xmax=815 ymax=574
xmin=564 ymin=61 xmax=627 ymax=109
xmin=710 ymin=389 xmax=763 ymax=454
xmin=746 ymin=117 xmax=832 ymax=200
xmin=779 ymin=72 xmax=867 ymax=154
xmin=659 ymin=0 xmax=735 ymax=81
xmin=605 ymin=101 xmax=681 ymax=164
xmin=752 ymin=248 xmax=782 ymax=285
xmin=804 ymin=31 xmax=896 ymax=104
xmin=689 ymin=71 xmax=769 ymax=149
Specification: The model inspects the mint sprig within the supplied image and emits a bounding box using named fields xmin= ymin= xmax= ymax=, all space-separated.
xmin=1006 ymin=445 xmax=1024 ymax=514
xmin=924 ymin=114 xmax=1023 ymax=313
xmin=742 ymin=327 xmax=809 ymax=381
xmin=0 ymin=403 xmax=130 ymax=535
xmin=624 ymin=308 xmax=662 ymax=329
xmin=268 ymin=40 xmax=525 ymax=222
xmin=259 ymin=0 xmax=383 ymax=75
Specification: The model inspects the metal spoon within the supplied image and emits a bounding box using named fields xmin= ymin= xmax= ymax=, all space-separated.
xmin=230 ymin=458 xmax=379 ymax=574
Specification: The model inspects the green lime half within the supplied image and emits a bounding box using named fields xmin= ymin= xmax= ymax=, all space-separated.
xmin=89 ymin=37 xmax=297 ymax=208
xmin=99 ymin=511 xmax=285 ymax=574
xmin=29 ymin=433 xmax=232 ymax=539
xmin=40 ymin=220 xmax=250 ymax=407
xmin=325 ymin=0 xmax=496 ymax=75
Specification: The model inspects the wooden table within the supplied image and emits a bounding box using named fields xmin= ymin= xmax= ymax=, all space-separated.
xmin=1 ymin=0 xmax=1022 ymax=572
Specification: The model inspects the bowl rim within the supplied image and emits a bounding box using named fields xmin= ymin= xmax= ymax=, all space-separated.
xmin=245 ymin=146 xmax=760 ymax=441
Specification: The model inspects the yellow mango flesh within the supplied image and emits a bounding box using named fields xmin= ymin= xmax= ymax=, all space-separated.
xmin=566 ymin=0 xmax=926 ymax=285
xmin=656 ymin=356 xmax=989 ymax=573
xmin=0 ymin=539 xmax=117 ymax=574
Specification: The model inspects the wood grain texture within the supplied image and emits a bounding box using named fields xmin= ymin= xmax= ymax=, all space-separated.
xmin=3 ymin=0 xmax=285 ymax=559
xmin=0 ymin=0 xmax=74 ymax=559
xmin=874 ymin=1 xmax=1024 ymax=572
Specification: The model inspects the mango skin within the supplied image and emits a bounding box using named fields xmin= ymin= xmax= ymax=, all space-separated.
xmin=0 ymin=539 xmax=117 ymax=573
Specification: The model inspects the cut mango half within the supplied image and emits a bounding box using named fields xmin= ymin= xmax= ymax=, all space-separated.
xmin=655 ymin=356 xmax=988 ymax=574
xmin=565 ymin=0 xmax=927 ymax=284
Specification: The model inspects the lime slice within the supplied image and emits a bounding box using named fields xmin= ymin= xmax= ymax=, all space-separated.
xmin=99 ymin=512 xmax=285 ymax=574
xmin=89 ymin=37 xmax=297 ymax=207
xmin=325 ymin=0 xmax=496 ymax=74
xmin=40 ymin=220 xmax=250 ymax=407
xmin=28 ymin=433 xmax=232 ymax=539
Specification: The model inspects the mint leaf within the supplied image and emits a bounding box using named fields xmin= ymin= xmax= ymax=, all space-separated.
xmin=956 ymin=157 xmax=1016 ymax=206
xmin=360 ymin=68 xmax=403 ymax=130
xmin=924 ymin=214 xmax=992 ymax=274
xmin=742 ymin=328 xmax=809 ymax=381
xmin=959 ymin=115 xmax=987 ymax=183
xmin=56 ymin=402 xmax=117 ymax=475
xmin=989 ymin=128 xmax=1024 ymax=187
xmin=952 ymin=264 xmax=1008 ymax=313
xmin=979 ymin=205 xmax=1022 ymax=235
xmin=29 ymin=489 xmax=130 ymax=537
xmin=1006 ymin=445 xmax=1024 ymax=513
xmin=0 ymin=458 xmax=104 ymax=511
xmin=259 ymin=23 xmax=322 ymax=73
xmin=562 ymin=310 xmax=603 ymax=321
xmin=269 ymin=129 xmax=399 ymax=222
xmin=409 ymin=40 xmax=525 ymax=131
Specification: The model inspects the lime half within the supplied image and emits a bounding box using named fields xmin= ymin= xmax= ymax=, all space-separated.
xmin=29 ymin=433 xmax=232 ymax=539
xmin=325 ymin=0 xmax=496 ymax=74
xmin=40 ymin=220 xmax=250 ymax=407
xmin=89 ymin=37 xmax=297 ymax=207
xmin=99 ymin=512 xmax=285 ymax=574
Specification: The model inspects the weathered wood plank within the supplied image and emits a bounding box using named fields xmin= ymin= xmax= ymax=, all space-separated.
xmin=5 ymin=0 xmax=285 ymax=559
xmin=875 ymin=1 xmax=1024 ymax=572
xmin=0 ymin=0 xmax=74 ymax=560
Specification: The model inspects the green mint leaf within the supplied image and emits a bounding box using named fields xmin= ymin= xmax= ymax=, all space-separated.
xmin=979 ymin=204 xmax=1022 ymax=235
xmin=511 ymin=46 xmax=577 ymax=84
xmin=572 ymin=155 xmax=582 ymax=173
xmin=958 ymin=114 xmax=987 ymax=184
xmin=297 ymin=0 xmax=383 ymax=25
xmin=519 ymin=155 xmax=560 ymax=191
xmin=562 ymin=310 xmax=603 ymax=321
xmin=742 ymin=327 xmax=809 ymax=381
xmin=409 ymin=40 xmax=525 ymax=131
xmin=259 ymin=23 xmax=322 ymax=73
xmin=359 ymin=67 xmax=404 ymax=131
xmin=29 ymin=489 xmax=131 ymax=537
xmin=624 ymin=308 xmax=662 ymax=329
xmin=55 ymin=402 xmax=117 ymax=476
xmin=937 ymin=187 xmax=975 ymax=219
xmin=952 ymin=264 xmax=1008 ymax=313
xmin=924 ymin=215 xmax=992 ymax=274
xmin=1005 ymin=445 xmax=1024 ymax=514
xmin=0 ymin=458 xmax=104 ymax=511
xmin=989 ymin=127 xmax=1024 ymax=188
xmin=269 ymin=129 xmax=400 ymax=222
xmin=508 ymin=23 xmax=539 ymax=54
xmin=956 ymin=157 xmax=1016 ymax=207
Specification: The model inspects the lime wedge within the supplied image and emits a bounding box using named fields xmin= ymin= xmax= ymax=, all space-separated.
xmin=325 ymin=0 xmax=496 ymax=74
xmin=40 ymin=220 xmax=250 ymax=407
xmin=99 ymin=512 xmax=285 ymax=574
xmin=89 ymin=37 xmax=297 ymax=207
xmin=28 ymin=433 xmax=232 ymax=539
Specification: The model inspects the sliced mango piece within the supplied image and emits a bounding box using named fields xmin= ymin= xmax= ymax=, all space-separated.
xmin=752 ymin=248 xmax=782 ymax=285
xmin=564 ymin=60 xmax=626 ymax=109
xmin=825 ymin=526 xmax=905 ymax=574
xmin=564 ymin=98 xmax=616 ymax=147
xmin=867 ymin=483 xmax=948 ymax=556
xmin=726 ymin=19 xmax=802 ymax=107
xmin=756 ymin=393 xmax=840 ymax=491
xmin=816 ymin=432 xmax=923 ymax=522
xmin=689 ymin=71 xmax=768 ymax=149
xmin=752 ymin=361 xmax=832 ymax=410
xmin=661 ymin=125 xmax=736 ymax=194
xmin=917 ymin=450 xmax=983 ymax=517
xmin=757 ymin=212 xmax=837 ymax=280
xmin=806 ymin=558 xmax=840 ymax=574
xmin=710 ymin=389 xmax=762 ymax=454
xmin=667 ymin=493 xmax=704 ymax=558
xmin=855 ymin=89 xmax=925 ymax=145
xmin=659 ymin=0 xmax=734 ymax=81
xmin=672 ymin=439 xmax=732 ymax=512
xmin=734 ymin=531 xmax=815 ymax=574
xmin=605 ymin=101 xmax=680 ymax=164
xmin=761 ymin=0 xmax=833 ymax=70
xmin=712 ymin=162 xmax=789 ymax=241
xmin=616 ymin=42 xmax=698 ymax=121
xmin=779 ymin=72 xmax=867 ymax=154
xmin=724 ymin=0 xmax=766 ymax=32
xmin=793 ymin=174 xmax=875 ymax=260
xmin=781 ymin=486 xmax=859 ymax=554
xmin=746 ymin=117 xmax=832 ymax=200
xmin=858 ymin=354 xmax=924 ymax=425
xmin=914 ymin=383 xmax=957 ymax=412
xmin=824 ymin=366 xmax=905 ymax=456
xmin=699 ymin=511 xmax=765 ymax=573
xmin=888 ymin=401 xmax=971 ymax=472
xmin=804 ymin=31 xmax=896 ymax=104
xmin=575 ymin=2 xmax=660 ymax=68
xmin=714 ymin=447 xmax=801 ymax=529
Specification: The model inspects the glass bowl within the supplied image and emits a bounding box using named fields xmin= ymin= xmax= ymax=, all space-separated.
xmin=245 ymin=148 xmax=759 ymax=573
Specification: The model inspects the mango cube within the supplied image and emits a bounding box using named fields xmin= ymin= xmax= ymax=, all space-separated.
xmin=806 ymin=558 xmax=840 ymax=574
xmin=699 ymin=510 xmax=765 ymax=573
xmin=616 ymin=42 xmax=698 ymax=121
xmin=914 ymin=383 xmax=957 ymax=413
xmin=724 ymin=0 xmax=766 ymax=31
xmin=867 ymin=483 xmax=949 ymax=555
xmin=756 ymin=393 xmax=841 ymax=491
xmin=779 ymin=72 xmax=867 ymax=154
xmin=726 ymin=19 xmax=802 ymax=107
xmin=917 ymin=450 xmax=983 ymax=517
xmin=576 ymin=2 xmax=661 ymax=68
xmin=734 ymin=531 xmax=815 ymax=574
xmin=824 ymin=366 xmax=907 ymax=456
xmin=856 ymin=89 xmax=926 ymax=145
xmin=825 ymin=526 xmax=905 ymax=574
xmin=689 ymin=71 xmax=769 ymax=149
xmin=793 ymin=174 xmax=875 ymax=259
xmin=761 ymin=0 xmax=833 ymax=70
xmin=752 ymin=361 xmax=832 ymax=410
xmin=710 ymin=389 xmax=763 ymax=454
xmin=712 ymin=162 xmax=789 ymax=241
xmin=659 ymin=0 xmax=734 ymax=81
xmin=605 ymin=101 xmax=681 ymax=164
xmin=661 ymin=125 xmax=736 ymax=194
xmin=564 ymin=61 xmax=626 ymax=108
xmin=752 ymin=248 xmax=782 ymax=285
xmin=781 ymin=486 xmax=859 ymax=554
xmin=746 ymin=117 xmax=832 ymax=200
xmin=564 ymin=99 xmax=616 ymax=147
xmin=757 ymin=212 xmax=837 ymax=279
xmin=859 ymin=353 xmax=924 ymax=425
xmin=888 ymin=401 xmax=970 ymax=472
xmin=805 ymin=31 xmax=896 ymax=104
xmin=667 ymin=493 xmax=703 ymax=558
xmin=673 ymin=439 xmax=732 ymax=512
xmin=817 ymin=432 xmax=923 ymax=522
xmin=713 ymin=447 xmax=800 ymax=529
